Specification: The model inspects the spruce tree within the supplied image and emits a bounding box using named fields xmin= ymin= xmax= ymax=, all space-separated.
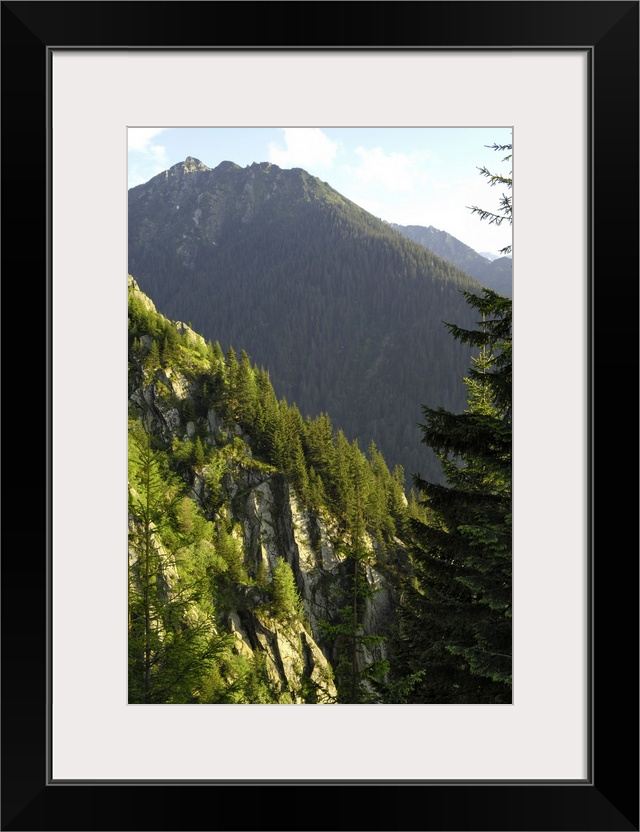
xmin=401 ymin=289 xmax=512 ymax=702
xmin=128 ymin=418 xmax=230 ymax=703
xmin=234 ymin=350 xmax=259 ymax=426
xmin=390 ymin=143 xmax=513 ymax=704
xmin=320 ymin=532 xmax=389 ymax=703
xmin=270 ymin=557 xmax=303 ymax=622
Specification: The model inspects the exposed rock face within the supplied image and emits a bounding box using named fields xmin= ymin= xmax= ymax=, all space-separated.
xmin=175 ymin=320 xmax=206 ymax=348
xmin=128 ymin=280 xmax=403 ymax=702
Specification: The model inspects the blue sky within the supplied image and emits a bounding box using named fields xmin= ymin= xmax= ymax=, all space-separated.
xmin=128 ymin=127 xmax=512 ymax=256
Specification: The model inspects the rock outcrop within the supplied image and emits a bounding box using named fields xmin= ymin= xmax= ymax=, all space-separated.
xmin=128 ymin=277 xmax=404 ymax=703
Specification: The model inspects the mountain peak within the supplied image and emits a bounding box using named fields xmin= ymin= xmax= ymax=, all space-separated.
xmin=214 ymin=160 xmax=242 ymax=173
xmin=170 ymin=156 xmax=212 ymax=175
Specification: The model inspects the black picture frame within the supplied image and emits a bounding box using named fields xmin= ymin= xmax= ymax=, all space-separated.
xmin=2 ymin=2 xmax=638 ymax=830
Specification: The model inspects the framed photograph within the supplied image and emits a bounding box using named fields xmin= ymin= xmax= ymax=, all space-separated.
xmin=3 ymin=2 xmax=638 ymax=830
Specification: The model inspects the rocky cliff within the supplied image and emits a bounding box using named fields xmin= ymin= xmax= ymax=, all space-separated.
xmin=128 ymin=276 xmax=407 ymax=704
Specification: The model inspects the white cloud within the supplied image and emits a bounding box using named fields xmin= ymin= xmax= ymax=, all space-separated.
xmin=267 ymin=128 xmax=338 ymax=170
xmin=128 ymin=128 xmax=169 ymax=188
xmin=128 ymin=127 xmax=167 ymax=158
xmin=350 ymin=146 xmax=428 ymax=194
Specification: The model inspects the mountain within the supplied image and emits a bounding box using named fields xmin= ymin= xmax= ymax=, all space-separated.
xmin=128 ymin=157 xmax=486 ymax=484
xmin=127 ymin=276 xmax=412 ymax=704
xmin=391 ymin=223 xmax=512 ymax=297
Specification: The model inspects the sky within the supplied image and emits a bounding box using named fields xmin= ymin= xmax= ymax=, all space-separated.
xmin=128 ymin=127 xmax=512 ymax=257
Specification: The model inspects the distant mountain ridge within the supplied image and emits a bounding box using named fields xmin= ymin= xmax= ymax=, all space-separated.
xmin=128 ymin=157 xmax=487 ymax=484
xmin=390 ymin=223 xmax=512 ymax=297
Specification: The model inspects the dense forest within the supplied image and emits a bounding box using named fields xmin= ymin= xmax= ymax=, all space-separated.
xmin=390 ymin=223 xmax=513 ymax=297
xmin=128 ymin=275 xmax=512 ymax=704
xmin=128 ymin=158 xmax=486 ymax=485
xmin=128 ymin=275 xmax=413 ymax=703
xmin=128 ymin=143 xmax=513 ymax=705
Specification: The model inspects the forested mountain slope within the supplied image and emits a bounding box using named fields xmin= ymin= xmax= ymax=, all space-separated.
xmin=128 ymin=276 xmax=413 ymax=704
xmin=128 ymin=157 xmax=485 ymax=484
xmin=390 ymin=223 xmax=512 ymax=297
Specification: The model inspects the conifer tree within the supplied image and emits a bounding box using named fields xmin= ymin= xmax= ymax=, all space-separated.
xmin=321 ymin=533 xmax=389 ymax=703
xmin=144 ymin=338 xmax=161 ymax=373
xmin=128 ymin=418 xmax=230 ymax=703
xmin=468 ymin=142 xmax=513 ymax=256
xmin=318 ymin=479 xmax=390 ymax=703
xmin=161 ymin=324 xmax=180 ymax=367
xmin=270 ymin=557 xmax=303 ymax=622
xmin=193 ymin=435 xmax=206 ymax=467
xmin=390 ymin=142 xmax=513 ymax=703
xmin=302 ymin=413 xmax=336 ymax=491
xmin=398 ymin=289 xmax=512 ymax=702
xmin=234 ymin=350 xmax=259 ymax=425
xmin=253 ymin=370 xmax=280 ymax=458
